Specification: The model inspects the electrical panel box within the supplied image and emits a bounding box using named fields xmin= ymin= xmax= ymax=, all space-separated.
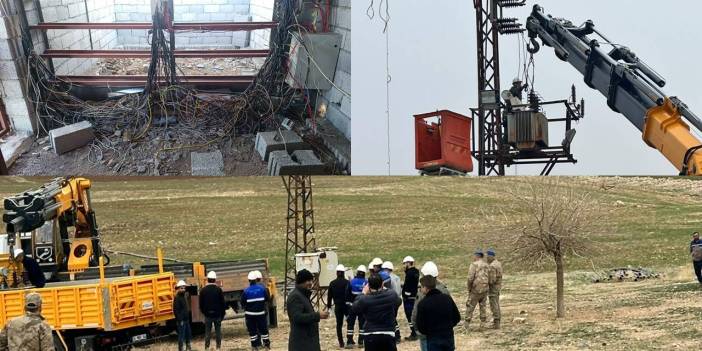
xmin=507 ymin=111 xmax=549 ymax=150
xmin=286 ymin=33 xmax=342 ymax=91
xmin=295 ymin=247 xmax=339 ymax=288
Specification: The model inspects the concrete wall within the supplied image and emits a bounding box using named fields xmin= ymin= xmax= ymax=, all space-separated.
xmin=115 ymin=0 xmax=252 ymax=49
xmin=0 ymin=1 xmax=35 ymax=133
xmin=37 ymin=0 xmax=118 ymax=75
xmin=320 ymin=0 xmax=351 ymax=139
xmin=249 ymin=0 xmax=272 ymax=49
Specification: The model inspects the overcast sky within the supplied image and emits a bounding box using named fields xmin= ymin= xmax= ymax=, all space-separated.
xmin=351 ymin=0 xmax=702 ymax=175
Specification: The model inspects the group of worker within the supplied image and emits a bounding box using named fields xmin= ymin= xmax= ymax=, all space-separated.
xmin=287 ymin=250 xmax=503 ymax=351
xmin=172 ymin=269 xmax=273 ymax=351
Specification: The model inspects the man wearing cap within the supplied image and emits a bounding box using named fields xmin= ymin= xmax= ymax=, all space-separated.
xmin=12 ymin=249 xmax=45 ymax=288
xmin=199 ymin=271 xmax=225 ymax=351
xmin=412 ymin=261 xmax=451 ymax=351
xmin=173 ymin=280 xmax=192 ymax=351
xmin=345 ymin=265 xmax=368 ymax=348
xmin=327 ymin=264 xmax=350 ymax=348
xmin=690 ymin=232 xmax=702 ymax=284
xmin=465 ymin=250 xmax=489 ymax=329
xmin=381 ymin=261 xmax=402 ymax=343
xmin=351 ymin=274 xmax=402 ymax=351
xmin=402 ymin=256 xmax=419 ymax=341
xmin=370 ymin=258 xmax=383 ymax=275
xmin=486 ymin=249 xmax=503 ymax=329
xmin=0 ymin=293 xmax=54 ymax=351
xmin=288 ymin=269 xmax=329 ymax=351
xmin=242 ymin=271 xmax=272 ymax=350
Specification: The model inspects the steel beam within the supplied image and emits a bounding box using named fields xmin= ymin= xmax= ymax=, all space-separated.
xmin=54 ymin=75 xmax=255 ymax=88
xmin=42 ymin=49 xmax=270 ymax=58
xmin=30 ymin=22 xmax=278 ymax=31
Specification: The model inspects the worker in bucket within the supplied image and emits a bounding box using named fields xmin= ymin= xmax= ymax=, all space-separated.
xmin=345 ymin=265 xmax=368 ymax=348
xmin=199 ymin=271 xmax=225 ymax=351
xmin=509 ymin=77 xmax=529 ymax=101
xmin=412 ymin=261 xmax=451 ymax=351
xmin=0 ymin=292 xmax=54 ymax=351
xmin=401 ymin=256 xmax=420 ymax=341
xmin=242 ymin=271 xmax=272 ymax=350
xmin=12 ymin=249 xmax=45 ymax=288
xmin=382 ymin=261 xmax=402 ymax=343
xmin=327 ymin=264 xmax=350 ymax=348
xmin=173 ymin=280 xmax=192 ymax=351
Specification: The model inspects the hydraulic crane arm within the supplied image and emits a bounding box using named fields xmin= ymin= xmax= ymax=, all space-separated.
xmin=526 ymin=5 xmax=702 ymax=175
xmin=2 ymin=177 xmax=105 ymax=276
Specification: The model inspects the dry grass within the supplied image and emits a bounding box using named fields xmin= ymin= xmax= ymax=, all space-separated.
xmin=0 ymin=176 xmax=700 ymax=350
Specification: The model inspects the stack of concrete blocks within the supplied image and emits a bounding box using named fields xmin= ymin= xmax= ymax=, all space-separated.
xmin=255 ymin=130 xmax=326 ymax=175
xmin=115 ymin=0 xmax=253 ymax=49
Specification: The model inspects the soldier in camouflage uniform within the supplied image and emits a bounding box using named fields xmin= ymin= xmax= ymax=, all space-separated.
xmin=0 ymin=292 xmax=55 ymax=351
xmin=464 ymin=249 xmax=489 ymax=329
xmin=486 ymin=248 xmax=503 ymax=329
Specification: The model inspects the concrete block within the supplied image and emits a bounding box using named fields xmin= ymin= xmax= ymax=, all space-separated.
xmin=255 ymin=130 xmax=307 ymax=161
xmin=191 ymin=150 xmax=224 ymax=176
xmin=291 ymin=150 xmax=326 ymax=174
xmin=267 ymin=150 xmax=291 ymax=175
xmin=49 ymin=121 xmax=95 ymax=155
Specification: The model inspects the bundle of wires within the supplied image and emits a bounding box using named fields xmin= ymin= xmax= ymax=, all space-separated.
xmin=21 ymin=0 xmax=306 ymax=146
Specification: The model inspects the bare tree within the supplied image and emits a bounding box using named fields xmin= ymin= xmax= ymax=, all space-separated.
xmin=493 ymin=178 xmax=601 ymax=318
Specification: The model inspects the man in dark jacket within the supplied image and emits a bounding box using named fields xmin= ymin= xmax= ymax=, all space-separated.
xmin=351 ymin=274 xmax=402 ymax=351
xmin=327 ymin=264 xmax=350 ymax=348
xmin=415 ymin=275 xmax=461 ymax=351
xmin=402 ymin=256 xmax=419 ymax=340
xmin=691 ymin=232 xmax=702 ymax=284
xmin=287 ymin=269 xmax=329 ymax=351
xmin=242 ymin=271 xmax=272 ymax=350
xmin=199 ymin=271 xmax=226 ymax=351
xmin=173 ymin=280 xmax=192 ymax=351
xmin=13 ymin=249 xmax=45 ymax=288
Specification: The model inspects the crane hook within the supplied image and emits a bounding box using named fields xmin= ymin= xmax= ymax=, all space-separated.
xmin=527 ymin=37 xmax=541 ymax=54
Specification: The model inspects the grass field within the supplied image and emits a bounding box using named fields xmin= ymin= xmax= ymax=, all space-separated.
xmin=1 ymin=176 xmax=700 ymax=350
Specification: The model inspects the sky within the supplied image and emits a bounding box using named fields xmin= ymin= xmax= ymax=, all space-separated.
xmin=351 ymin=0 xmax=702 ymax=176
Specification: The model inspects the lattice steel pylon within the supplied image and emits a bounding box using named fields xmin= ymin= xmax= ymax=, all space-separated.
xmin=472 ymin=0 xmax=526 ymax=175
xmin=283 ymin=175 xmax=316 ymax=309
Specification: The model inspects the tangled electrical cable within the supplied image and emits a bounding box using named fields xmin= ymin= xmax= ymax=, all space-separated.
xmin=21 ymin=0 xmax=307 ymax=173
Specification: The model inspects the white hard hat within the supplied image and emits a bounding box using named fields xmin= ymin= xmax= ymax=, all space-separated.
xmin=357 ymin=265 xmax=367 ymax=273
xmin=13 ymin=249 xmax=24 ymax=259
xmin=421 ymin=261 xmax=439 ymax=278
xmin=248 ymin=271 xmax=258 ymax=281
xmin=381 ymin=261 xmax=394 ymax=270
xmin=513 ymin=77 xmax=522 ymax=83
xmin=336 ymin=264 xmax=346 ymax=272
xmin=207 ymin=271 xmax=217 ymax=280
xmin=256 ymin=271 xmax=264 ymax=279
xmin=176 ymin=280 xmax=187 ymax=288
xmin=402 ymin=256 xmax=415 ymax=263
xmin=370 ymin=257 xmax=383 ymax=266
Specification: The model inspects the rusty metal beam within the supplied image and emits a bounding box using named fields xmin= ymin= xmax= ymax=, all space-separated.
xmin=30 ymin=22 xmax=278 ymax=31
xmin=42 ymin=49 xmax=270 ymax=58
xmin=54 ymin=75 xmax=256 ymax=88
